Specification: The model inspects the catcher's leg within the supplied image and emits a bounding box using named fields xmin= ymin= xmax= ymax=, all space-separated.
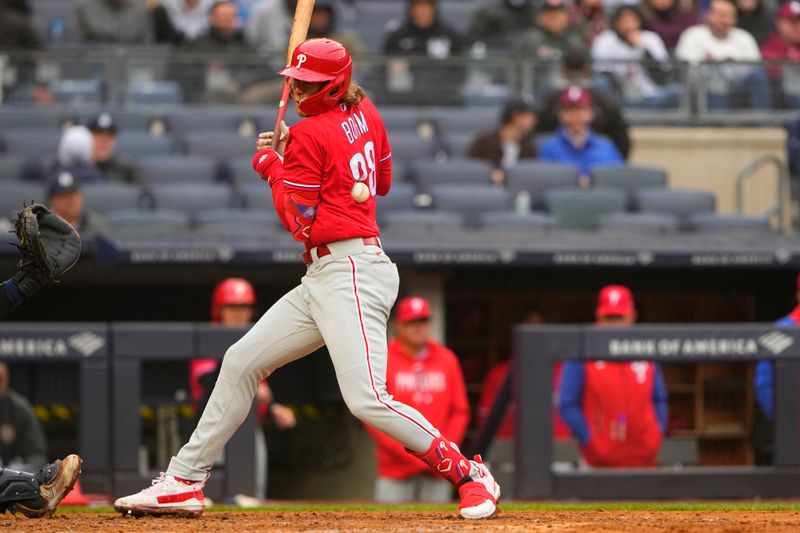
xmin=115 ymin=284 xmax=324 ymax=518
xmin=0 ymin=455 xmax=82 ymax=518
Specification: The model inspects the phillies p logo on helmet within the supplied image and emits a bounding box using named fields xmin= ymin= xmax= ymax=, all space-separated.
xmin=296 ymin=54 xmax=308 ymax=69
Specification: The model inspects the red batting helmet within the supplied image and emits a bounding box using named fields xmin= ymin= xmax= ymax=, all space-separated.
xmin=211 ymin=278 xmax=257 ymax=323
xmin=278 ymin=38 xmax=352 ymax=116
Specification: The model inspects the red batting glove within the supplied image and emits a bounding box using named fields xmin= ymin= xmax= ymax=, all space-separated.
xmin=252 ymin=149 xmax=284 ymax=187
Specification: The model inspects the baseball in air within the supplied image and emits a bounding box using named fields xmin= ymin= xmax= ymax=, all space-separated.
xmin=350 ymin=182 xmax=370 ymax=203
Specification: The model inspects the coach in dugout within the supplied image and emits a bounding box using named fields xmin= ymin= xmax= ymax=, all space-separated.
xmin=366 ymin=297 xmax=470 ymax=503
xmin=559 ymin=285 xmax=668 ymax=467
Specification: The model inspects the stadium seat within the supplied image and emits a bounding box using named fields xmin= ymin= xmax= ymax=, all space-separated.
xmin=226 ymin=157 xmax=259 ymax=186
xmin=184 ymin=131 xmax=253 ymax=160
xmin=388 ymin=132 xmax=442 ymax=163
xmin=591 ymin=165 xmax=668 ymax=209
xmin=544 ymin=187 xmax=627 ymax=230
xmin=599 ymin=212 xmax=679 ymax=234
xmin=479 ymin=210 xmax=555 ymax=230
xmin=126 ymin=81 xmax=183 ymax=106
xmin=378 ymin=107 xmax=433 ymax=136
xmin=441 ymin=0 xmax=485 ymax=34
xmin=136 ymin=155 xmax=218 ymax=184
xmin=431 ymin=107 xmax=499 ymax=135
xmin=150 ymin=183 xmax=234 ymax=214
xmin=0 ymin=107 xmax=64 ymax=130
xmin=445 ymin=133 xmax=475 ymax=158
xmin=354 ymin=1 xmax=406 ymax=49
xmin=636 ymin=188 xmax=716 ymax=230
xmin=167 ymin=109 xmax=247 ymax=141
xmin=0 ymin=155 xmax=29 ymax=181
xmin=689 ymin=213 xmax=772 ymax=234
xmin=104 ymin=208 xmax=191 ymax=234
xmin=73 ymin=109 xmax=155 ymax=132
xmin=376 ymin=182 xmax=417 ymax=220
xmin=51 ymin=79 xmax=103 ymax=105
xmin=506 ymin=162 xmax=581 ymax=210
xmin=0 ymin=181 xmax=46 ymax=219
xmin=238 ymin=182 xmax=274 ymax=210
xmin=2 ymin=128 xmax=62 ymax=157
xmin=116 ymin=132 xmax=176 ymax=158
xmin=81 ymin=183 xmax=143 ymax=214
xmin=195 ymin=208 xmax=283 ymax=235
xmin=410 ymin=159 xmax=493 ymax=192
xmin=32 ymin=0 xmax=79 ymax=44
xmin=382 ymin=209 xmax=465 ymax=232
xmin=430 ymin=184 xmax=511 ymax=226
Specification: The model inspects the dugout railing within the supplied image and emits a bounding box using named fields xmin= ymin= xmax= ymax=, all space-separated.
xmin=509 ymin=324 xmax=800 ymax=499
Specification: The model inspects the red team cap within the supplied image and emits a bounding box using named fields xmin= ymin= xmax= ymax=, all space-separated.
xmin=211 ymin=278 xmax=257 ymax=323
xmin=780 ymin=1 xmax=800 ymax=19
xmin=596 ymin=285 xmax=635 ymax=317
xmin=396 ymin=297 xmax=432 ymax=324
xmin=560 ymin=85 xmax=592 ymax=108
xmin=278 ymin=38 xmax=353 ymax=116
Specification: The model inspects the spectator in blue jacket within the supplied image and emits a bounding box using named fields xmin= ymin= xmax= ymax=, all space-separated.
xmin=754 ymin=273 xmax=800 ymax=420
xmin=538 ymin=86 xmax=624 ymax=180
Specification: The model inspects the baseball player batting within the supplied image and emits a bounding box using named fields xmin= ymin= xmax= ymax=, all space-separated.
xmin=113 ymin=38 xmax=500 ymax=520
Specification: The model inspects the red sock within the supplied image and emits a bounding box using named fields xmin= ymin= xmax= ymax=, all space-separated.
xmin=410 ymin=437 xmax=472 ymax=487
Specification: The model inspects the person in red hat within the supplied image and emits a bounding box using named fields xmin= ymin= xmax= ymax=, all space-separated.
xmin=760 ymin=1 xmax=800 ymax=107
xmin=558 ymin=286 xmax=668 ymax=467
xmin=538 ymin=85 xmax=623 ymax=180
xmin=365 ymin=296 xmax=470 ymax=502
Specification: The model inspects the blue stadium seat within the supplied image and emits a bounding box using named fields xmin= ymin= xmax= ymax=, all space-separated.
xmin=238 ymin=182 xmax=274 ymax=210
xmin=441 ymin=0 xmax=485 ymax=34
xmin=506 ymin=162 xmax=581 ymax=210
xmin=636 ymin=188 xmax=716 ymax=230
xmin=445 ymin=133 xmax=475 ymax=158
xmin=382 ymin=209 xmax=465 ymax=232
xmin=2 ymin=128 xmax=62 ymax=157
xmin=410 ymin=159 xmax=493 ymax=192
xmin=51 ymin=79 xmax=103 ymax=105
xmin=0 ymin=155 xmax=29 ymax=181
xmin=354 ymin=1 xmax=406 ymax=49
xmin=479 ymin=210 xmax=555 ymax=230
xmin=167 ymin=109 xmax=248 ymax=141
xmin=599 ymin=212 xmax=679 ymax=234
xmin=376 ymin=182 xmax=417 ymax=221
xmin=431 ymin=107 xmax=499 ymax=135
xmin=136 ymin=155 xmax=218 ymax=184
xmin=388 ymin=132 xmax=441 ymax=163
xmin=126 ymin=81 xmax=183 ymax=106
xmin=0 ymin=108 xmax=64 ymax=130
xmin=105 ymin=208 xmax=191 ymax=234
xmin=0 ymin=181 xmax=46 ymax=219
xmin=226 ymin=157 xmax=259 ymax=186
xmin=116 ymin=132 xmax=176 ymax=158
xmin=590 ymin=164 xmax=668 ymax=210
xmin=184 ymin=131 xmax=253 ymax=160
xmin=81 ymin=183 xmax=143 ymax=214
xmin=689 ymin=213 xmax=772 ymax=234
xmin=150 ymin=183 xmax=234 ymax=214
xmin=430 ymin=184 xmax=511 ymax=226
xmin=544 ymin=187 xmax=627 ymax=230
xmin=32 ymin=0 xmax=79 ymax=43
xmin=195 ymin=208 xmax=282 ymax=235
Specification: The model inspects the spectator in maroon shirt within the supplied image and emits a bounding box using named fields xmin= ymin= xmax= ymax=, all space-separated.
xmin=761 ymin=0 xmax=800 ymax=107
xmin=641 ymin=0 xmax=700 ymax=51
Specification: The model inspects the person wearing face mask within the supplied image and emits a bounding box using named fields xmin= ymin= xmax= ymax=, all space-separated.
xmin=558 ymin=286 xmax=668 ymax=467
xmin=469 ymin=0 xmax=538 ymax=51
xmin=76 ymin=0 xmax=153 ymax=43
xmin=591 ymin=5 xmax=679 ymax=108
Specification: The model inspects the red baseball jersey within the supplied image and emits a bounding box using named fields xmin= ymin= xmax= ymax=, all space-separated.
xmin=366 ymin=338 xmax=470 ymax=480
xmin=270 ymin=97 xmax=392 ymax=248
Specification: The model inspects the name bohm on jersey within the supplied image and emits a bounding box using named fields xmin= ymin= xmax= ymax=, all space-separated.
xmin=341 ymin=109 xmax=369 ymax=145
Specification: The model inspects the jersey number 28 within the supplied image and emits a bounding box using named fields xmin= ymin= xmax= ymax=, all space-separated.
xmin=348 ymin=141 xmax=377 ymax=196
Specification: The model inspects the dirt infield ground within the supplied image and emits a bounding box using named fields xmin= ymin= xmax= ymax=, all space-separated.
xmin=4 ymin=509 xmax=800 ymax=533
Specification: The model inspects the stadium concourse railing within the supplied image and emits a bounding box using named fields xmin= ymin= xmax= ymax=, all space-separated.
xmin=502 ymin=324 xmax=800 ymax=499
xmin=2 ymin=48 xmax=800 ymax=123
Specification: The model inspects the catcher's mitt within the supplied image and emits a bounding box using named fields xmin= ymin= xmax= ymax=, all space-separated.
xmin=15 ymin=203 xmax=81 ymax=282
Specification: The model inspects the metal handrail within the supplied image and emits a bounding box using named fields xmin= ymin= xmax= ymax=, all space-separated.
xmin=735 ymin=154 xmax=789 ymax=234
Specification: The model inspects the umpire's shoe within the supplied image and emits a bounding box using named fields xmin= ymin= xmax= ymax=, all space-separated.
xmin=13 ymin=454 xmax=83 ymax=518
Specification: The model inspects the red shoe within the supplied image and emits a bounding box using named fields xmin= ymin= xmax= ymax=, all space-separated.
xmin=458 ymin=456 xmax=500 ymax=519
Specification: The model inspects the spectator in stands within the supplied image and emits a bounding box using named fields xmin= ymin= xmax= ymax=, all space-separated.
xmin=538 ymin=86 xmax=624 ymax=179
xmin=153 ymin=0 xmax=214 ymax=44
xmin=366 ymin=297 xmax=469 ymax=503
xmin=641 ymin=0 xmax=700 ymax=52
xmin=467 ymin=98 xmax=537 ymax=181
xmin=591 ymin=5 xmax=679 ymax=108
xmin=88 ymin=113 xmax=138 ymax=184
xmin=0 ymin=362 xmax=48 ymax=471
xmin=469 ymin=0 xmax=538 ymax=51
xmin=191 ymin=278 xmax=295 ymax=502
xmin=675 ymin=0 xmax=771 ymax=109
xmin=246 ymin=0 xmax=294 ymax=54
xmin=382 ymin=0 xmax=465 ymax=106
xmin=570 ymin=0 xmax=607 ymax=43
xmin=515 ymin=0 xmax=587 ymax=62
xmin=76 ymin=0 xmax=153 ymax=44
xmin=56 ymin=126 xmax=105 ymax=185
xmin=47 ymin=172 xmax=107 ymax=233
xmin=736 ymin=0 xmax=774 ymax=45
xmin=761 ymin=1 xmax=800 ymax=108
xmin=559 ymin=286 xmax=668 ymax=467
xmin=192 ymin=0 xmax=248 ymax=50
xmin=0 ymin=3 xmax=41 ymax=49
xmin=535 ymin=48 xmax=631 ymax=158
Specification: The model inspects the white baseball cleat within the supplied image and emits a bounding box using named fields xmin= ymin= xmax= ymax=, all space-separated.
xmin=458 ymin=455 xmax=501 ymax=520
xmin=114 ymin=473 xmax=205 ymax=518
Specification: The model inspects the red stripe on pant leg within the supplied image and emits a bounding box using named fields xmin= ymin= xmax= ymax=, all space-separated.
xmin=347 ymin=256 xmax=436 ymax=439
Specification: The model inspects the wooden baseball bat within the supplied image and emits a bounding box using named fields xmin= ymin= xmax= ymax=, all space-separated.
xmin=271 ymin=0 xmax=316 ymax=150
